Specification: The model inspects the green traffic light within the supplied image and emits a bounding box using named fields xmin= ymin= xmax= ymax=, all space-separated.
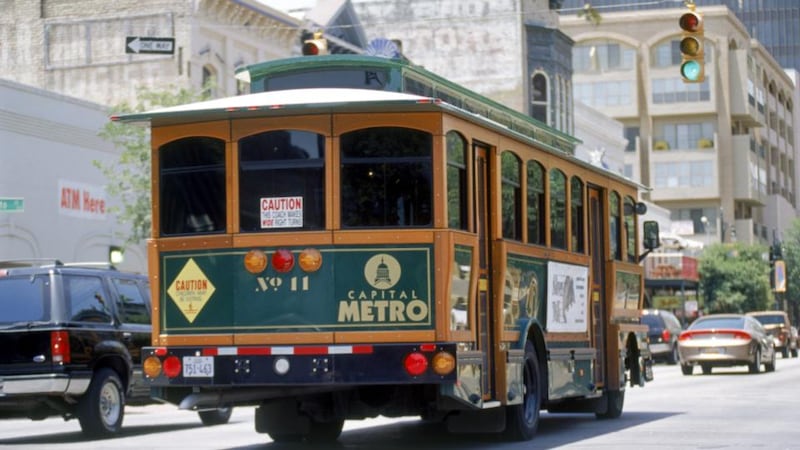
xmin=681 ymin=60 xmax=703 ymax=82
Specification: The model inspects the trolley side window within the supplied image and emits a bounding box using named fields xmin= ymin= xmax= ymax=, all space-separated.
xmin=609 ymin=191 xmax=622 ymax=260
xmin=624 ymin=195 xmax=637 ymax=262
xmin=526 ymin=160 xmax=545 ymax=245
xmin=446 ymin=131 xmax=468 ymax=230
xmin=571 ymin=176 xmax=585 ymax=253
xmin=550 ymin=168 xmax=567 ymax=249
xmin=340 ymin=127 xmax=433 ymax=228
xmin=238 ymin=130 xmax=325 ymax=232
xmin=159 ymin=137 xmax=226 ymax=236
xmin=501 ymin=151 xmax=522 ymax=241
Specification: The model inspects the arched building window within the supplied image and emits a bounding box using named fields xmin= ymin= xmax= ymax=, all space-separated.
xmin=531 ymin=72 xmax=548 ymax=125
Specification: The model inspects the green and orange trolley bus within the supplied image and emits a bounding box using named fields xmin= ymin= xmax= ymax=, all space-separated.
xmin=120 ymin=52 xmax=660 ymax=443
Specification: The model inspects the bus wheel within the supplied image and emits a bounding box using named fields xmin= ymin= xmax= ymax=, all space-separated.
xmin=307 ymin=417 xmax=345 ymax=443
xmin=504 ymin=341 xmax=541 ymax=441
xmin=596 ymin=389 xmax=624 ymax=419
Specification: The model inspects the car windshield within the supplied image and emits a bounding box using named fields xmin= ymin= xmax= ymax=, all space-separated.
xmin=0 ymin=275 xmax=52 ymax=324
xmin=689 ymin=316 xmax=745 ymax=330
xmin=752 ymin=315 xmax=784 ymax=326
xmin=641 ymin=315 xmax=661 ymax=328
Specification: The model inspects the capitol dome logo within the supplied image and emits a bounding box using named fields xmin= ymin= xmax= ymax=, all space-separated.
xmin=364 ymin=254 xmax=401 ymax=290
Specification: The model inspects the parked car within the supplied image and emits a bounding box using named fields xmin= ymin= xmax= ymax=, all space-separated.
xmin=641 ymin=309 xmax=683 ymax=364
xmin=0 ymin=260 xmax=232 ymax=437
xmin=677 ymin=313 xmax=776 ymax=375
xmin=746 ymin=310 xmax=798 ymax=358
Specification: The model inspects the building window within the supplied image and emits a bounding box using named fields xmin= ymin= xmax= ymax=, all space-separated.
xmin=652 ymin=78 xmax=710 ymax=103
xmin=574 ymin=81 xmax=633 ymax=108
xmin=653 ymin=161 xmax=714 ymax=188
xmin=202 ymin=65 xmax=218 ymax=97
xmin=573 ymin=41 xmax=635 ymax=73
xmin=656 ymin=122 xmax=715 ymax=150
xmin=531 ymin=72 xmax=548 ymax=125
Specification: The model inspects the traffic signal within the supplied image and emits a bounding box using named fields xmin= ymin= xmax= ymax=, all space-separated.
xmin=678 ymin=7 xmax=704 ymax=83
xmin=302 ymin=32 xmax=328 ymax=56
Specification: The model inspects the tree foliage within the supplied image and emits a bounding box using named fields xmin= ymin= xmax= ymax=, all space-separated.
xmin=698 ymin=242 xmax=772 ymax=314
xmin=781 ymin=219 xmax=800 ymax=321
xmin=96 ymin=85 xmax=208 ymax=245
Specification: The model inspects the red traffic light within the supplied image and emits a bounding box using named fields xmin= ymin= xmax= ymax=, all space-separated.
xmin=302 ymin=32 xmax=328 ymax=56
xmin=679 ymin=12 xmax=702 ymax=33
xmin=302 ymin=41 xmax=323 ymax=56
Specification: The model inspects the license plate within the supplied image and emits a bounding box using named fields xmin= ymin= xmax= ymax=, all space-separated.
xmin=183 ymin=356 xmax=214 ymax=377
xmin=702 ymin=347 xmax=726 ymax=354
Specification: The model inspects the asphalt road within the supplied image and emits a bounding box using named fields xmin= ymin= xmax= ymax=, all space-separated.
xmin=3 ymin=357 xmax=800 ymax=449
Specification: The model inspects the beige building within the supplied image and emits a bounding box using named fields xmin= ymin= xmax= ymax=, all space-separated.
xmin=561 ymin=6 xmax=798 ymax=246
xmin=0 ymin=0 xmax=301 ymax=106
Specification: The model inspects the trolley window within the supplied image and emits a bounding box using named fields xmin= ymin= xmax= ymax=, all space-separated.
xmin=340 ymin=127 xmax=432 ymax=228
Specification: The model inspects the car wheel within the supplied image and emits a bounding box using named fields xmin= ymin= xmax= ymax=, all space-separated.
xmin=680 ymin=364 xmax=693 ymax=375
xmin=198 ymin=406 xmax=233 ymax=425
xmin=765 ymin=350 xmax=776 ymax=372
xmin=701 ymin=364 xmax=712 ymax=375
xmin=781 ymin=347 xmax=789 ymax=358
xmin=667 ymin=344 xmax=679 ymax=365
xmin=792 ymin=348 xmax=798 ymax=358
xmin=749 ymin=348 xmax=761 ymax=374
xmin=78 ymin=368 xmax=125 ymax=437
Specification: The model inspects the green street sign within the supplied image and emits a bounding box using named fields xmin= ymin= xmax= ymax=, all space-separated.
xmin=0 ymin=197 xmax=24 ymax=212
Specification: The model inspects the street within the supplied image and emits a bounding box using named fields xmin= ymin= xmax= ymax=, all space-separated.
xmin=3 ymin=357 xmax=800 ymax=449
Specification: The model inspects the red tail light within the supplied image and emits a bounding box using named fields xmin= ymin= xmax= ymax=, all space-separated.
xmin=50 ymin=330 xmax=70 ymax=364
xmin=661 ymin=329 xmax=671 ymax=342
xmin=163 ymin=355 xmax=182 ymax=378
xmin=679 ymin=329 xmax=751 ymax=341
xmin=403 ymin=352 xmax=428 ymax=376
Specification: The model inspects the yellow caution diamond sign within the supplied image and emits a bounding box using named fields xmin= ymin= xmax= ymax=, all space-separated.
xmin=167 ymin=258 xmax=216 ymax=323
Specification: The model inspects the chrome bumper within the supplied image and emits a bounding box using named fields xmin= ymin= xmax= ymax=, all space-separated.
xmin=0 ymin=374 xmax=90 ymax=397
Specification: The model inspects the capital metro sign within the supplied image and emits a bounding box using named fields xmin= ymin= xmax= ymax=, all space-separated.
xmin=126 ymin=36 xmax=175 ymax=55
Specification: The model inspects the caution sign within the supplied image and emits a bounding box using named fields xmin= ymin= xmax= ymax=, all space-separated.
xmin=167 ymin=258 xmax=216 ymax=323
xmin=260 ymin=196 xmax=303 ymax=229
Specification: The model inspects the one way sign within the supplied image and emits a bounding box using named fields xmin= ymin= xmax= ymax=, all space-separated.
xmin=126 ymin=36 xmax=175 ymax=55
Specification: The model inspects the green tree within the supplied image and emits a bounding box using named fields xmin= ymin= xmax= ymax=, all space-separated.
xmin=698 ymin=242 xmax=772 ymax=313
xmin=96 ymin=85 xmax=208 ymax=245
xmin=781 ymin=219 xmax=800 ymax=322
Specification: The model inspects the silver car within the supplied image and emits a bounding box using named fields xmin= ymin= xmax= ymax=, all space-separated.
xmin=678 ymin=314 xmax=776 ymax=375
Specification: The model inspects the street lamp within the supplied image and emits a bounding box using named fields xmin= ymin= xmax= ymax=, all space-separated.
xmin=700 ymin=216 xmax=710 ymax=243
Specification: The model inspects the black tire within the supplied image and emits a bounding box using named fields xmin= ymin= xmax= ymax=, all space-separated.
xmin=680 ymin=364 xmax=693 ymax=375
xmin=765 ymin=350 xmax=776 ymax=372
xmin=596 ymin=390 xmax=624 ymax=419
xmin=749 ymin=348 xmax=761 ymax=374
xmin=504 ymin=341 xmax=541 ymax=441
xmin=792 ymin=348 xmax=798 ymax=358
xmin=781 ymin=347 xmax=789 ymax=358
xmin=78 ymin=368 xmax=125 ymax=438
xmin=667 ymin=344 xmax=679 ymax=365
xmin=306 ymin=418 xmax=345 ymax=443
xmin=198 ymin=406 xmax=233 ymax=426
xmin=701 ymin=364 xmax=712 ymax=375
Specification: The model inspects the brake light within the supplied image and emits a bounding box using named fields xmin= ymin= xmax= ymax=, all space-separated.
xmin=51 ymin=330 xmax=70 ymax=364
xmin=403 ymin=352 xmax=428 ymax=376
xmin=679 ymin=329 xmax=752 ymax=341
xmin=272 ymin=248 xmax=295 ymax=273
xmin=163 ymin=355 xmax=182 ymax=378
xmin=661 ymin=329 xmax=671 ymax=342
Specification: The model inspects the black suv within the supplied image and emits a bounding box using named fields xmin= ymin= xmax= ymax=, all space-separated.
xmin=0 ymin=260 xmax=232 ymax=437
xmin=641 ymin=309 xmax=684 ymax=364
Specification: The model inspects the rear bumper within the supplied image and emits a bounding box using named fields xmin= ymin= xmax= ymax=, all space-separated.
xmin=0 ymin=373 xmax=90 ymax=397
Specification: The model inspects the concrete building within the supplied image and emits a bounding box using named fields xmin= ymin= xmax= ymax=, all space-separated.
xmin=0 ymin=79 xmax=147 ymax=271
xmin=0 ymin=0 xmax=301 ymax=106
xmin=560 ymin=6 xmax=798 ymax=247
